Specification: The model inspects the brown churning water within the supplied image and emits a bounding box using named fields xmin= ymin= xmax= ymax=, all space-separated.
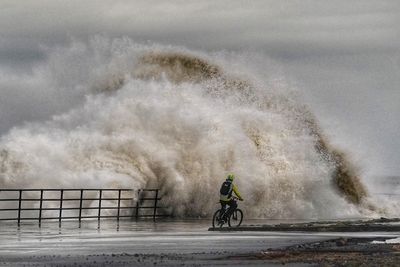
xmin=0 ymin=44 xmax=382 ymax=219
xmin=134 ymin=52 xmax=368 ymax=206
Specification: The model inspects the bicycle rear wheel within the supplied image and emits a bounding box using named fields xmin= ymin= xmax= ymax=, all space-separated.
xmin=212 ymin=209 xmax=224 ymax=228
xmin=228 ymin=209 xmax=243 ymax=227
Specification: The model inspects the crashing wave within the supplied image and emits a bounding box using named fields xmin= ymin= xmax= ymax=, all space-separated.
xmin=0 ymin=39 xmax=384 ymax=219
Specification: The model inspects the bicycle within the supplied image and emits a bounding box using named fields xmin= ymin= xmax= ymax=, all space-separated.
xmin=212 ymin=197 xmax=243 ymax=228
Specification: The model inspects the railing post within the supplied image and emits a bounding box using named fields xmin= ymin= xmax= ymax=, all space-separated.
xmin=39 ymin=190 xmax=43 ymax=227
xmin=79 ymin=189 xmax=83 ymax=225
xmin=17 ymin=190 xmax=22 ymax=227
xmin=59 ymin=189 xmax=64 ymax=227
xmin=135 ymin=189 xmax=141 ymax=220
xmin=117 ymin=189 xmax=121 ymax=221
xmin=153 ymin=189 xmax=159 ymax=222
xmin=98 ymin=189 xmax=102 ymax=221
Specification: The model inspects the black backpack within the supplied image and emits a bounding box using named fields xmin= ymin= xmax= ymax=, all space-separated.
xmin=220 ymin=181 xmax=233 ymax=196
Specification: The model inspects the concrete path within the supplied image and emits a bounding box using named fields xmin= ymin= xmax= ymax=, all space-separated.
xmin=0 ymin=220 xmax=398 ymax=266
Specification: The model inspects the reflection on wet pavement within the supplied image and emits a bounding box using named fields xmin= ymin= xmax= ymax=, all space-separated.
xmin=1 ymin=219 xmax=398 ymax=257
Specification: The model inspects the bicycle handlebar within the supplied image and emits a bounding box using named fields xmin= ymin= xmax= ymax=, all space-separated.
xmin=216 ymin=196 xmax=243 ymax=204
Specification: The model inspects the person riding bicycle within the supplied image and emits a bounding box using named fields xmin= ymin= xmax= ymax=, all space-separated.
xmin=219 ymin=174 xmax=243 ymax=221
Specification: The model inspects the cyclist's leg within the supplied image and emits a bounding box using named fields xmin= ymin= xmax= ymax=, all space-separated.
xmin=226 ymin=199 xmax=237 ymax=218
xmin=220 ymin=201 xmax=228 ymax=221
xmin=220 ymin=201 xmax=225 ymax=210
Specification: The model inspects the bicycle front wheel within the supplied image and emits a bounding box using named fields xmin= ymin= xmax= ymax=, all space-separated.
xmin=228 ymin=209 xmax=243 ymax=227
xmin=212 ymin=209 xmax=223 ymax=228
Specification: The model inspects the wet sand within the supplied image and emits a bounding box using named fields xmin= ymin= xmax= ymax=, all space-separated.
xmin=238 ymin=237 xmax=400 ymax=266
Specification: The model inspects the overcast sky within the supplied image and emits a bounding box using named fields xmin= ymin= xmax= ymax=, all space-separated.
xmin=0 ymin=0 xmax=399 ymax=176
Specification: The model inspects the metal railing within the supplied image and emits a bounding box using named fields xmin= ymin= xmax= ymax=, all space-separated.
xmin=0 ymin=188 xmax=167 ymax=226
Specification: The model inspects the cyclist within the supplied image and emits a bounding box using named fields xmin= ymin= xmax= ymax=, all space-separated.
xmin=219 ymin=174 xmax=243 ymax=221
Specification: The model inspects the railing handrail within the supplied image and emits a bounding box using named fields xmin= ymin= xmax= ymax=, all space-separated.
xmin=0 ymin=188 xmax=160 ymax=192
xmin=0 ymin=198 xmax=137 ymax=201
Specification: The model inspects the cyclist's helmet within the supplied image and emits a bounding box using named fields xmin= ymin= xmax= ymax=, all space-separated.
xmin=227 ymin=174 xmax=235 ymax=181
